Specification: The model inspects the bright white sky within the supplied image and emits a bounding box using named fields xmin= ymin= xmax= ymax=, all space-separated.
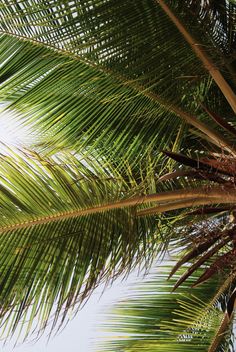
xmin=0 ymin=109 xmax=30 ymax=147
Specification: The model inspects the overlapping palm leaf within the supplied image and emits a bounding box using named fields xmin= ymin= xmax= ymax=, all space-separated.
xmin=147 ymin=149 xmax=236 ymax=290
xmin=0 ymin=33 xmax=184 ymax=161
xmin=1 ymin=142 xmax=233 ymax=341
xmin=0 ymin=145 xmax=169 ymax=340
xmin=0 ymin=0 xmax=236 ymax=347
xmin=97 ymin=265 xmax=236 ymax=352
xmin=0 ymin=0 xmax=234 ymax=157
xmin=169 ymin=0 xmax=236 ymax=79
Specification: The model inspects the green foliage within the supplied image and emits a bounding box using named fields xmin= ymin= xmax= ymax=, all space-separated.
xmin=0 ymin=34 xmax=182 ymax=161
xmin=0 ymin=0 xmax=235 ymax=348
xmin=0 ymin=146 xmax=168 ymax=340
xmin=97 ymin=265 xmax=235 ymax=352
xmin=0 ymin=0 xmax=222 ymax=157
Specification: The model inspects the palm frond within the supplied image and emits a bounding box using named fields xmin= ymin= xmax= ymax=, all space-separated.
xmin=0 ymin=145 xmax=166 ymax=341
xmin=0 ymin=1 xmax=236 ymax=347
xmin=1 ymin=1 xmax=235 ymax=156
xmin=1 ymin=143 xmax=236 ymax=341
xmin=96 ymin=264 xmax=235 ymax=352
xmin=158 ymin=0 xmax=236 ymax=113
xmin=0 ymin=33 xmax=186 ymax=160
xmin=173 ymin=1 xmax=236 ymax=54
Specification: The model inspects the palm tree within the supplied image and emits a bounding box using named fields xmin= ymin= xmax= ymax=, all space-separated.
xmin=0 ymin=0 xmax=236 ymax=349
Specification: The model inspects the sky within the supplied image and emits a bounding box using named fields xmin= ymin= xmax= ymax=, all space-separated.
xmin=0 ymin=108 xmax=30 ymax=147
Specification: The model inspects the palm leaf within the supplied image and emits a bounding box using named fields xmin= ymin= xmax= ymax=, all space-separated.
xmin=163 ymin=150 xmax=234 ymax=176
xmin=168 ymin=233 xmax=222 ymax=279
xmin=0 ymin=33 xmax=185 ymax=160
xmin=0 ymin=1 xmax=236 ymax=347
xmin=96 ymin=264 xmax=235 ymax=352
xmin=0 ymin=146 xmax=166 ymax=341
xmin=170 ymin=1 xmax=236 ymax=60
xmin=1 ymin=144 xmax=235 ymax=341
xmin=187 ymin=206 xmax=231 ymax=216
xmin=0 ymin=1 xmax=235 ymax=156
xmin=172 ymin=237 xmax=231 ymax=291
xmin=201 ymin=104 xmax=236 ymax=137
xmin=158 ymin=0 xmax=236 ymax=113
xmin=193 ymin=251 xmax=236 ymax=288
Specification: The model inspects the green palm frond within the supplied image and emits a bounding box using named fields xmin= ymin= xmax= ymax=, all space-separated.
xmin=0 ymin=0 xmax=236 ymax=348
xmin=0 ymin=33 xmax=184 ymax=161
xmin=1 ymin=143 xmax=235 ymax=341
xmin=0 ymin=138 xmax=236 ymax=341
xmin=1 ymin=0 xmax=235 ymax=81
xmin=1 ymin=1 xmax=235 ymax=156
xmin=97 ymin=265 xmax=235 ymax=352
xmin=0 ymin=145 xmax=167 ymax=341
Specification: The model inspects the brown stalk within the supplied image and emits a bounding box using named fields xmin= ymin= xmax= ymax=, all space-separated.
xmin=208 ymin=289 xmax=236 ymax=351
xmin=163 ymin=150 xmax=233 ymax=176
xmin=1 ymin=186 xmax=236 ymax=233
xmin=162 ymin=104 xmax=236 ymax=156
xmin=137 ymin=197 xmax=234 ymax=217
xmin=208 ymin=312 xmax=232 ymax=352
xmin=201 ymin=104 xmax=236 ymax=137
xmin=172 ymin=237 xmax=230 ymax=291
xmin=158 ymin=169 xmax=226 ymax=184
xmin=157 ymin=0 xmax=236 ymax=114
xmin=192 ymin=251 xmax=236 ymax=287
xmin=168 ymin=233 xmax=222 ymax=279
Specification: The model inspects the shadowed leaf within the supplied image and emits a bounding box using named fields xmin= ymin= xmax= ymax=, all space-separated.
xmin=168 ymin=233 xmax=222 ymax=279
xmin=173 ymin=237 xmax=230 ymax=291
xmin=227 ymin=288 xmax=236 ymax=318
xmin=193 ymin=250 xmax=236 ymax=287
xmin=202 ymin=104 xmax=236 ymax=137
xmin=158 ymin=169 xmax=226 ymax=184
xmin=163 ymin=150 xmax=233 ymax=176
xmin=187 ymin=206 xmax=231 ymax=215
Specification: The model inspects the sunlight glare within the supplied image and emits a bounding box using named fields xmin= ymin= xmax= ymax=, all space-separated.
xmin=0 ymin=108 xmax=31 ymax=149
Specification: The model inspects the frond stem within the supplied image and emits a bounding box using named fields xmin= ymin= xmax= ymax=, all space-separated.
xmin=137 ymin=197 xmax=229 ymax=216
xmin=208 ymin=312 xmax=232 ymax=352
xmin=1 ymin=186 xmax=236 ymax=233
xmin=157 ymin=0 xmax=236 ymax=114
